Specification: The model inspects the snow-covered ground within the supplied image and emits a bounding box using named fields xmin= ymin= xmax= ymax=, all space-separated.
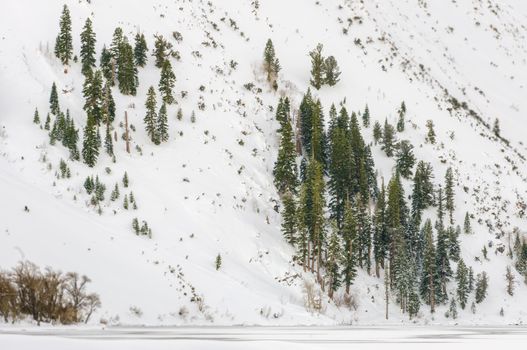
xmin=1 ymin=326 xmax=527 ymax=350
xmin=0 ymin=0 xmax=526 ymax=326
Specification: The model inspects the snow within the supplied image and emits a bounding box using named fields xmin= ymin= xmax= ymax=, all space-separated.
xmin=0 ymin=0 xmax=526 ymax=326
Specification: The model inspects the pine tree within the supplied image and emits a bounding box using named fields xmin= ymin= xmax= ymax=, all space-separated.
xmin=475 ymin=272 xmax=488 ymax=303
xmin=100 ymin=46 xmax=115 ymax=85
xmin=425 ymin=120 xmax=436 ymax=144
xmin=104 ymin=123 xmax=113 ymax=156
xmin=310 ymin=100 xmax=327 ymax=168
xmin=356 ymin=196 xmax=372 ymax=273
xmin=157 ymin=102 xmax=169 ymax=143
xmin=456 ymin=259 xmax=469 ymax=309
xmin=326 ymin=228 xmax=342 ymax=299
xmin=435 ymin=198 xmax=452 ymax=304
xmin=444 ymin=167 xmax=455 ymax=224
xmin=102 ymin=81 xmax=116 ymax=123
xmin=134 ymin=33 xmax=148 ymax=67
xmin=448 ymin=226 xmax=461 ymax=262
xmin=263 ymin=39 xmax=280 ymax=83
xmin=50 ymin=82 xmax=60 ymax=115
xmin=110 ymin=183 xmax=120 ymax=201
xmin=153 ymin=34 xmax=172 ymax=68
xmin=395 ymin=140 xmax=415 ymax=179
xmin=281 ymin=191 xmax=297 ymax=245
xmin=411 ymin=161 xmax=435 ymax=221
xmin=397 ymin=102 xmax=406 ymax=132
xmin=299 ymin=89 xmax=314 ymax=153
xmin=84 ymin=176 xmax=94 ymax=194
xmin=273 ymin=116 xmax=298 ymax=195
xmin=83 ymin=70 xmax=104 ymax=125
xmin=464 ymin=212 xmax=472 ymax=234
xmin=493 ymin=118 xmax=500 ymax=137
xmin=123 ymin=194 xmax=129 ymax=209
xmin=80 ymin=18 xmax=97 ymax=75
xmin=309 ymin=44 xmax=325 ymax=90
xmin=341 ymin=199 xmax=358 ymax=295
xmin=505 ymin=266 xmax=515 ymax=296
xmin=448 ymin=297 xmax=458 ymax=319
xmin=215 ymin=254 xmax=222 ymax=270
xmin=123 ymin=172 xmax=129 ymax=188
xmin=45 ymin=113 xmax=51 ymax=130
xmin=64 ymin=114 xmax=79 ymax=160
xmin=323 ymin=56 xmax=341 ymax=86
xmin=144 ymin=87 xmax=158 ymax=144
xmin=82 ymin=113 xmax=99 ymax=167
xmin=110 ymin=27 xmax=124 ymax=58
xmin=420 ymin=219 xmax=437 ymax=312
xmin=33 ymin=108 xmax=40 ymax=124
xmin=117 ymin=37 xmax=138 ymax=95
xmin=382 ymin=119 xmax=396 ymax=157
xmin=362 ymin=105 xmax=370 ymax=128
xmin=373 ymin=181 xmax=388 ymax=277
xmin=54 ymin=5 xmax=73 ymax=65
xmin=373 ymin=121 xmax=382 ymax=145
xmin=158 ymin=59 xmax=176 ymax=104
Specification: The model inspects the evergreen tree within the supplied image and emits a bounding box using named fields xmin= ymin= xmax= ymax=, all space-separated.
xmin=299 ymin=89 xmax=314 ymax=154
xmin=45 ymin=113 xmax=51 ymax=130
xmin=444 ymin=167 xmax=455 ymax=224
xmin=373 ymin=120 xmax=382 ymax=145
xmin=364 ymin=146 xmax=378 ymax=199
xmin=134 ymin=33 xmax=148 ymax=67
xmin=323 ymin=56 xmax=341 ymax=86
xmin=84 ymin=176 xmax=94 ymax=194
xmin=50 ymin=82 xmax=60 ymax=115
xmin=396 ymin=102 xmax=406 ymax=132
xmin=82 ymin=113 xmax=99 ymax=167
xmin=505 ymin=266 xmax=515 ymax=296
xmin=448 ymin=226 xmax=461 ymax=262
xmin=157 ymin=102 xmax=169 ymax=143
xmin=83 ymin=70 xmax=104 ymax=125
xmin=64 ymin=114 xmax=79 ymax=160
xmin=395 ymin=140 xmax=415 ymax=179
xmin=153 ymin=34 xmax=172 ymax=68
xmin=123 ymin=171 xmax=129 ymax=188
xmin=100 ymin=46 xmax=115 ymax=85
xmin=263 ymin=39 xmax=280 ymax=84
xmin=411 ymin=161 xmax=435 ymax=221
xmin=144 ymin=87 xmax=158 ymax=144
xmin=110 ymin=183 xmax=120 ymax=201
xmin=117 ymin=37 xmax=138 ymax=95
xmin=110 ymin=27 xmax=124 ymax=58
xmin=54 ymin=5 xmax=73 ymax=65
xmin=310 ymin=99 xmax=327 ymax=168
xmin=80 ymin=18 xmax=97 ymax=75
xmin=274 ymin=97 xmax=291 ymax=132
xmin=382 ymin=119 xmax=396 ymax=157
xmin=493 ymin=118 xmax=500 ymax=137
xmin=33 ymin=108 xmax=40 ymax=124
xmin=326 ymin=228 xmax=342 ymax=299
xmin=158 ymin=59 xmax=176 ymax=104
xmin=362 ymin=105 xmax=370 ymax=128
xmin=356 ymin=195 xmax=372 ymax=273
xmin=309 ymin=44 xmax=325 ymax=90
xmin=420 ymin=219 xmax=437 ymax=313
xmin=281 ymin=191 xmax=297 ymax=245
xmin=475 ymin=272 xmax=488 ymax=303
xmin=273 ymin=115 xmax=298 ymax=195
xmin=425 ymin=120 xmax=436 ymax=144
xmin=435 ymin=202 xmax=452 ymax=303
xmin=341 ymin=198 xmax=358 ymax=294
xmin=448 ymin=297 xmax=458 ymax=319
xmin=104 ymin=123 xmax=113 ymax=157
xmin=373 ymin=181 xmax=388 ymax=277
xmin=456 ymin=259 xmax=469 ymax=309
xmin=102 ymin=81 xmax=116 ymax=123
xmin=464 ymin=212 xmax=472 ymax=234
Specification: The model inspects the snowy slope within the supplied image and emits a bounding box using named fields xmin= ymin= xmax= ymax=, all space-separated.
xmin=0 ymin=0 xmax=526 ymax=325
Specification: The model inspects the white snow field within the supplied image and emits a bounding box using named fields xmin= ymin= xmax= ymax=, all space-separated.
xmin=1 ymin=326 xmax=527 ymax=350
xmin=1 ymin=0 xmax=527 ymax=330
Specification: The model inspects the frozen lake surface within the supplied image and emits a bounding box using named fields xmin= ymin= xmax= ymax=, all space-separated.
xmin=1 ymin=325 xmax=527 ymax=349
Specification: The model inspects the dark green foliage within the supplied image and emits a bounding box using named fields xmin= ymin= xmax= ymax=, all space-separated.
xmin=326 ymin=229 xmax=342 ymax=298
xmin=273 ymin=113 xmax=298 ymax=195
xmin=153 ymin=34 xmax=172 ymax=68
xmin=110 ymin=27 xmax=124 ymax=58
xmin=341 ymin=199 xmax=358 ymax=293
xmin=45 ymin=113 xmax=51 ymax=130
xmin=100 ymin=46 xmax=115 ymax=85
xmin=475 ymin=272 xmax=488 ymax=303
xmin=373 ymin=121 xmax=382 ymax=145
xmin=263 ymin=39 xmax=280 ymax=84
xmin=110 ymin=183 xmax=120 ymax=201
xmin=144 ymin=87 xmax=158 ymax=144
xmin=309 ymin=44 xmax=325 ymax=90
xmin=448 ymin=226 xmax=461 ymax=262
xmin=395 ymin=140 xmax=415 ymax=179
xmin=123 ymin=171 xmax=129 ymax=188
xmin=362 ymin=105 xmax=370 ymax=128
xmin=456 ymin=259 xmax=469 ymax=309
xmin=274 ymin=97 xmax=291 ymax=132
xmin=50 ymin=82 xmax=60 ymax=115
xmin=33 ymin=108 xmax=40 ymax=124
xmin=411 ymin=161 xmax=435 ymax=221
xmin=157 ymin=102 xmax=169 ymax=143
xmin=117 ymin=37 xmax=138 ymax=95
xmin=444 ymin=167 xmax=455 ymax=224
xmin=420 ymin=219 xmax=438 ymax=312
xmin=94 ymin=176 xmax=106 ymax=202
xmin=215 ymin=254 xmax=222 ymax=270
xmin=84 ymin=176 xmax=94 ymax=194
xmin=464 ymin=212 xmax=472 ymax=234
xmin=80 ymin=18 xmax=97 ymax=75
xmin=158 ymin=59 xmax=176 ymax=104
xmin=323 ymin=56 xmax=341 ymax=86
xmin=134 ymin=33 xmax=148 ymax=67
xmin=83 ymin=70 xmax=103 ymax=125
xmin=382 ymin=119 xmax=396 ymax=157
xmin=373 ymin=181 xmax=388 ymax=276
xmin=435 ymin=216 xmax=452 ymax=304
xmin=425 ymin=120 xmax=436 ymax=144
xmin=355 ymin=195 xmax=372 ymax=273
xmin=82 ymin=113 xmax=99 ymax=167
xmin=281 ymin=191 xmax=297 ymax=245
xmin=104 ymin=124 xmax=113 ymax=157
xmin=63 ymin=111 xmax=80 ymax=160
xmin=396 ymin=102 xmax=406 ymax=132
xmin=54 ymin=5 xmax=73 ymax=65
xmin=299 ymin=89 xmax=314 ymax=154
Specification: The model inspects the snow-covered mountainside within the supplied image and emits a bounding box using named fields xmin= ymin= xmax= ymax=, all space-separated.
xmin=1 ymin=0 xmax=526 ymax=325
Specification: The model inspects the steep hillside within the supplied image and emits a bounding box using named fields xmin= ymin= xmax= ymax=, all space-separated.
xmin=0 ymin=0 xmax=526 ymax=325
